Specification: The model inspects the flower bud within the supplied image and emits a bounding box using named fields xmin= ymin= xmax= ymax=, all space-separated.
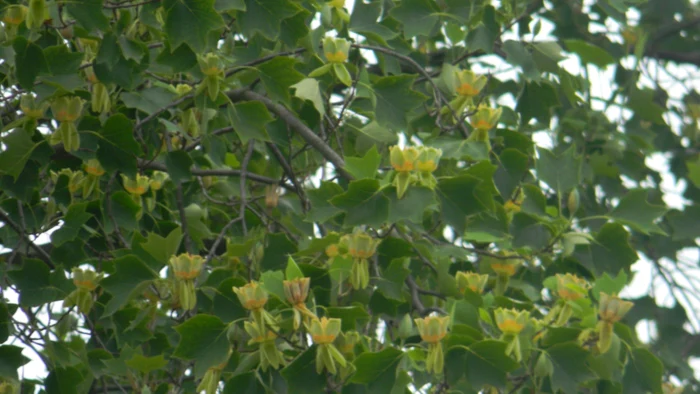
xmin=283 ymin=277 xmax=310 ymax=305
xmin=325 ymin=244 xmax=340 ymax=258
xmin=346 ymin=232 xmax=380 ymax=259
xmin=389 ymin=146 xmax=418 ymax=172
xmin=455 ymin=70 xmax=487 ymax=97
xmin=598 ymin=293 xmax=633 ymax=323
xmin=83 ymin=159 xmax=105 ymax=177
xmin=121 ymin=174 xmax=150 ymax=196
xmin=0 ymin=380 xmax=18 ymax=394
xmin=72 ymin=268 xmax=103 ymax=291
xmin=51 ymin=96 xmax=85 ymax=123
xmin=307 ymin=317 xmax=342 ymax=345
xmin=180 ymin=108 xmax=200 ymax=137
xmin=414 ymin=147 xmax=442 ymax=173
xmin=20 ymin=94 xmax=47 ymax=119
xmin=265 ymin=185 xmax=280 ymax=209
xmin=323 ymin=37 xmax=351 ymax=63
xmin=169 ymin=253 xmax=204 ymax=281
xmin=26 ymin=0 xmax=48 ymax=29
xmin=67 ymin=170 xmax=86 ymax=194
xmin=336 ymin=330 xmax=360 ymax=356
xmin=567 ymin=188 xmax=580 ymax=214
xmin=149 ymin=171 xmax=169 ymax=191
xmin=233 ymin=281 xmax=269 ymax=311
xmin=688 ymin=103 xmax=700 ymax=119
xmin=91 ymin=82 xmax=111 ymax=114
xmin=3 ymin=5 xmax=27 ymax=25
xmin=84 ymin=65 xmax=98 ymax=84
xmin=414 ymin=315 xmax=450 ymax=344
xmin=556 ymin=273 xmax=589 ymax=301
xmin=198 ymin=53 xmax=224 ymax=77
xmin=328 ymin=0 xmax=345 ymax=8
xmin=455 ymin=271 xmax=488 ymax=294
xmin=469 ymin=105 xmax=502 ymax=131
xmin=494 ymin=308 xmax=530 ymax=336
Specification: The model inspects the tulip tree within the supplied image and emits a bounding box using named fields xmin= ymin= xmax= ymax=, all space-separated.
xmin=2 ymin=0 xmax=700 ymax=392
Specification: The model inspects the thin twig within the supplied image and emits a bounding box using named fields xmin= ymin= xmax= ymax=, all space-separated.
xmin=0 ymin=210 xmax=54 ymax=267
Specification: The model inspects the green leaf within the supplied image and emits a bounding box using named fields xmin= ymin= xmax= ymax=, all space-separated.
xmin=344 ymin=145 xmax=381 ymax=180
xmin=351 ymin=347 xmax=403 ymax=392
xmin=329 ymin=179 xmax=390 ymax=227
xmin=306 ymin=182 xmax=344 ymax=223
xmin=125 ymin=354 xmax=168 ymax=373
xmin=227 ymin=101 xmax=274 ymax=143
xmin=389 ymin=0 xmax=440 ymax=38
xmin=592 ymin=271 xmax=629 ymax=300
xmin=223 ymin=371 xmax=266 ymax=393
xmin=349 ymin=1 xmax=398 ymax=45
xmin=292 ymin=78 xmax=325 ymax=116
xmin=45 ymin=366 xmax=83 ymax=394
xmin=281 ymin=346 xmax=326 ymax=394
xmin=536 ymin=145 xmax=582 ymax=194
xmin=0 ymin=345 xmax=30 ymax=379
xmin=385 ymin=186 xmax=438 ymax=224
xmin=108 ymin=191 xmax=142 ymax=231
xmin=0 ymin=129 xmax=39 ymax=180
xmin=610 ymin=189 xmax=668 ymax=235
xmin=51 ymin=202 xmax=92 ymax=247
xmin=257 ymin=57 xmax=305 ymax=104
xmin=238 ymin=0 xmax=302 ymax=40
xmin=546 ymin=343 xmax=595 ymax=393
xmin=451 ymin=340 xmax=520 ymax=389
xmin=687 ymin=156 xmax=700 ymax=188
xmin=140 ymin=228 xmax=183 ymax=266
xmin=260 ymin=233 xmax=297 ymax=271
xmin=7 ymin=259 xmax=66 ymax=307
xmin=437 ymin=175 xmax=492 ymax=234
xmin=622 ymin=348 xmax=663 ymax=394
xmin=573 ymin=223 xmax=638 ymax=276
xmin=372 ymin=75 xmax=427 ymax=130
xmin=517 ymin=80 xmax=560 ymax=124
xmin=13 ymin=37 xmax=47 ymax=90
xmin=0 ymin=303 xmax=12 ymax=344
xmin=100 ymin=255 xmax=158 ymax=316
xmin=285 ymin=256 xmax=304 ymax=280
xmin=627 ymin=88 xmax=666 ymax=124
xmin=66 ymin=0 xmax=109 ymax=32
xmin=668 ymin=205 xmax=700 ymax=240
xmin=173 ymin=314 xmax=230 ymax=376
xmin=104 ymin=119 xmax=140 ymax=154
xmin=165 ymin=150 xmax=193 ymax=183
xmin=163 ymin=0 xmax=224 ymax=52
xmin=510 ymin=212 xmax=552 ymax=250
xmin=43 ymin=46 xmax=85 ymax=76
xmin=502 ymin=40 xmax=540 ymax=80
xmin=564 ymin=39 xmax=616 ymax=68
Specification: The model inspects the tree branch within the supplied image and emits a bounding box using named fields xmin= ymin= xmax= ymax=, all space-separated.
xmin=226 ymin=89 xmax=353 ymax=180
xmin=0 ymin=210 xmax=54 ymax=268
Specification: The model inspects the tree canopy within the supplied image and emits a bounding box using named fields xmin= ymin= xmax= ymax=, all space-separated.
xmin=1 ymin=0 xmax=700 ymax=392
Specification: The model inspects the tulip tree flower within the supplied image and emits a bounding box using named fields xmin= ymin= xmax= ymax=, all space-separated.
xmin=596 ymin=293 xmax=633 ymax=353
xmin=233 ymin=281 xmax=277 ymax=333
xmin=197 ymin=53 xmax=225 ymax=100
xmin=307 ymin=317 xmax=346 ymax=374
xmin=455 ymin=271 xmax=489 ymax=295
xmin=169 ymin=253 xmax=204 ymax=311
xmin=63 ymin=268 xmax=103 ymax=314
xmin=495 ymin=308 xmax=530 ymax=361
xmin=310 ymin=37 xmax=353 ymax=86
xmin=49 ymin=96 xmax=85 ymax=152
xmin=415 ymin=315 xmax=450 ymax=374
xmin=345 ymin=231 xmax=380 ymax=290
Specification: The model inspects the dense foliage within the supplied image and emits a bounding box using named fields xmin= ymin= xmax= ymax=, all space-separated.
xmin=1 ymin=0 xmax=700 ymax=392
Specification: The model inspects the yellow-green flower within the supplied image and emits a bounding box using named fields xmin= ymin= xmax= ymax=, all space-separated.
xmin=488 ymin=252 xmax=522 ymax=277
xmin=20 ymin=94 xmax=47 ymax=119
xmin=233 ymin=281 xmax=269 ymax=311
xmin=414 ymin=315 xmax=450 ymax=344
xmin=327 ymin=0 xmax=345 ymax=8
xmin=469 ymin=105 xmax=502 ymax=131
xmin=174 ymin=84 xmax=193 ymax=97
xmin=598 ymin=293 xmax=633 ymax=323
xmin=346 ymin=232 xmax=380 ymax=259
xmin=389 ymin=146 xmax=419 ymax=172
xmin=323 ymin=37 xmax=351 ymax=63
xmin=121 ymin=174 xmax=150 ymax=196
xmin=415 ymin=147 xmax=442 ymax=173
xmin=149 ymin=171 xmax=169 ymax=191
xmin=51 ymin=96 xmax=85 ymax=123
xmin=556 ymin=273 xmax=590 ymax=301
xmin=265 ymin=185 xmax=280 ymax=209
xmin=455 ymin=70 xmax=487 ymax=98
xmin=3 ymin=5 xmax=26 ymax=25
xmin=495 ymin=308 xmax=530 ymax=336
xmin=198 ymin=53 xmax=224 ymax=77
xmin=71 ymin=268 xmax=102 ymax=291
xmin=307 ymin=317 xmax=342 ymax=345
xmin=83 ymin=159 xmax=105 ymax=177
xmin=169 ymin=254 xmax=204 ymax=280
xmin=455 ymin=271 xmax=488 ymax=294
